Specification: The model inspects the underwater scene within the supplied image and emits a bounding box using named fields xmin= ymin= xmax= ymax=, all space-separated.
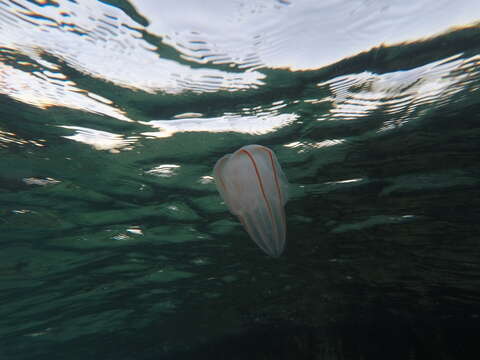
xmin=1 ymin=0 xmax=480 ymax=359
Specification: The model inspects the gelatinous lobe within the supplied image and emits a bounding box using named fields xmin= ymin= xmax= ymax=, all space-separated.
xmin=214 ymin=144 xmax=288 ymax=257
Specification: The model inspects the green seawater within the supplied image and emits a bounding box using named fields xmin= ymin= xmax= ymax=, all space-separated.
xmin=1 ymin=1 xmax=480 ymax=359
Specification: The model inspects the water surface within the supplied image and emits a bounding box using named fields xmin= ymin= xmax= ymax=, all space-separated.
xmin=1 ymin=1 xmax=480 ymax=359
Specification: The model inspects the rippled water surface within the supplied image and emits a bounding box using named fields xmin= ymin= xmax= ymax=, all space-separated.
xmin=1 ymin=1 xmax=480 ymax=359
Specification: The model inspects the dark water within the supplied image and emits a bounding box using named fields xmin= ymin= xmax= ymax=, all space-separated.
xmin=1 ymin=1 xmax=480 ymax=359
